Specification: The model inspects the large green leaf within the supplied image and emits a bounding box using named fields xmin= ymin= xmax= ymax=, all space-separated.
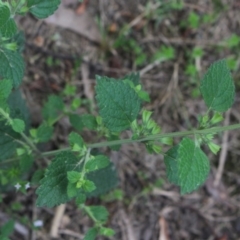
xmin=200 ymin=59 xmax=235 ymax=112
xmin=36 ymin=151 xmax=81 ymax=207
xmin=95 ymin=76 xmax=141 ymax=132
xmin=0 ymin=4 xmax=17 ymax=38
xmin=27 ymin=0 xmax=61 ymax=19
xmin=0 ymin=48 xmax=25 ymax=88
xmin=178 ymin=138 xmax=210 ymax=194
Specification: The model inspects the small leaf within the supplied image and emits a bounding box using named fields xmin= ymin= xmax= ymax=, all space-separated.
xmin=96 ymin=77 xmax=141 ymax=132
xmin=67 ymin=171 xmax=81 ymax=184
xmin=27 ymin=0 xmax=61 ymax=19
xmin=83 ymin=180 xmax=96 ymax=193
xmin=99 ymin=227 xmax=115 ymax=237
xmin=0 ymin=48 xmax=25 ymax=88
xmin=85 ymin=155 xmax=110 ymax=172
xmin=11 ymin=118 xmax=25 ymax=133
xmin=200 ymin=60 xmax=235 ymax=112
xmin=36 ymin=151 xmax=82 ymax=207
xmin=68 ymin=132 xmax=84 ymax=152
xmin=83 ymin=227 xmax=98 ymax=240
xmin=42 ymin=95 xmax=64 ymax=125
xmin=81 ymin=114 xmax=97 ymax=130
xmin=87 ymin=206 xmax=109 ymax=223
xmin=69 ymin=114 xmax=84 ymax=131
xmin=120 ymin=72 xmax=140 ymax=86
xmin=67 ymin=182 xmax=78 ymax=198
xmin=0 ymin=5 xmax=17 ymax=38
xmin=35 ymin=123 xmax=54 ymax=142
xmin=178 ymin=138 xmax=210 ymax=194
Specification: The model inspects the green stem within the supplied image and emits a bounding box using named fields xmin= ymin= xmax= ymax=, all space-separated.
xmin=41 ymin=123 xmax=240 ymax=157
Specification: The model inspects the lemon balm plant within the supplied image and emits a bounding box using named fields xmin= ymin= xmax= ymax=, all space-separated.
xmin=0 ymin=0 xmax=239 ymax=239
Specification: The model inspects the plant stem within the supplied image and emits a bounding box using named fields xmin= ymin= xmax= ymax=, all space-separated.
xmin=41 ymin=123 xmax=240 ymax=157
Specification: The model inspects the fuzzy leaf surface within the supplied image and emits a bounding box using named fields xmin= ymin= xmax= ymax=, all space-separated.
xmin=0 ymin=48 xmax=25 ymax=88
xmin=178 ymin=138 xmax=210 ymax=194
xmin=0 ymin=5 xmax=17 ymax=38
xmin=36 ymin=151 xmax=81 ymax=207
xmin=27 ymin=0 xmax=61 ymax=19
xmin=96 ymin=77 xmax=140 ymax=131
xmin=200 ymin=59 xmax=235 ymax=112
xmin=0 ymin=79 xmax=12 ymax=101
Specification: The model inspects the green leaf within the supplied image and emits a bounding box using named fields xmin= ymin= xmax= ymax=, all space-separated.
xmin=1 ymin=219 xmax=14 ymax=237
xmin=83 ymin=180 xmax=96 ymax=192
xmin=86 ymin=163 xmax=118 ymax=197
xmin=120 ymin=72 xmax=140 ymax=86
xmin=35 ymin=123 xmax=54 ymax=142
xmin=83 ymin=227 xmax=98 ymax=240
xmin=11 ymin=118 xmax=25 ymax=133
xmin=69 ymin=114 xmax=84 ymax=131
xmin=67 ymin=171 xmax=81 ymax=184
xmin=67 ymin=182 xmax=78 ymax=198
xmin=200 ymin=59 xmax=235 ymax=112
xmin=81 ymin=114 xmax=97 ymax=130
xmin=27 ymin=0 xmax=61 ymax=19
xmin=68 ymin=132 xmax=84 ymax=152
xmin=87 ymin=206 xmax=109 ymax=223
xmin=0 ymin=79 xmax=12 ymax=101
xmin=42 ymin=95 xmax=64 ymax=125
xmin=19 ymin=154 xmax=34 ymax=173
xmin=178 ymin=138 xmax=210 ymax=194
xmin=0 ymin=5 xmax=17 ymax=38
xmin=96 ymin=77 xmax=141 ymax=132
xmin=0 ymin=90 xmax=29 ymax=161
xmin=36 ymin=151 xmax=82 ymax=207
xmin=76 ymin=193 xmax=86 ymax=205
xmin=85 ymin=155 xmax=110 ymax=172
xmin=164 ymin=145 xmax=179 ymax=185
xmin=0 ymin=48 xmax=25 ymax=88
xmin=99 ymin=227 xmax=115 ymax=237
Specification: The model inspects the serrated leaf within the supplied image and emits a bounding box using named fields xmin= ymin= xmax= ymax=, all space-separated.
xmin=36 ymin=151 xmax=81 ymax=207
xmin=0 ymin=48 xmax=25 ymax=88
xmin=178 ymin=138 xmax=210 ymax=194
xmin=87 ymin=163 xmax=118 ymax=197
xmin=27 ymin=0 xmax=61 ymax=19
xmin=35 ymin=123 xmax=54 ymax=142
xmin=42 ymin=95 xmax=64 ymax=125
xmin=164 ymin=145 xmax=179 ymax=185
xmin=0 ymin=79 xmax=12 ymax=100
xmin=67 ymin=171 xmax=81 ymax=184
xmin=200 ymin=59 xmax=235 ymax=112
xmin=96 ymin=77 xmax=141 ymax=132
xmin=68 ymin=132 xmax=84 ymax=151
xmin=83 ymin=180 xmax=96 ymax=192
xmin=87 ymin=206 xmax=109 ymax=223
xmin=11 ymin=118 xmax=25 ymax=133
xmin=0 ymin=5 xmax=17 ymax=38
xmin=67 ymin=182 xmax=78 ymax=198
xmin=120 ymin=72 xmax=140 ymax=86
xmin=85 ymin=155 xmax=110 ymax=172
xmin=83 ymin=227 xmax=98 ymax=240
xmin=69 ymin=114 xmax=84 ymax=131
xmin=81 ymin=114 xmax=97 ymax=130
